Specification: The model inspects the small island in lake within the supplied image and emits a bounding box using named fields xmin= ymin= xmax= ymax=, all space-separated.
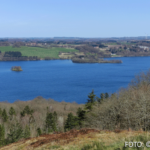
xmin=11 ymin=66 xmax=23 ymax=71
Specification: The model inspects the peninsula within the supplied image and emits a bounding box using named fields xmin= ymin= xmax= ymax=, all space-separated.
xmin=71 ymin=56 xmax=122 ymax=63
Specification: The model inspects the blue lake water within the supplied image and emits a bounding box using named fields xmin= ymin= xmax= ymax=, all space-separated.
xmin=0 ymin=57 xmax=150 ymax=104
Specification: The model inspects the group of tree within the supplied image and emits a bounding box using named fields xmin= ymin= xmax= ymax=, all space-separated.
xmin=0 ymin=90 xmax=110 ymax=147
xmin=12 ymin=42 xmax=25 ymax=48
xmin=20 ymin=105 xmax=33 ymax=117
xmin=0 ymin=123 xmax=31 ymax=146
xmin=64 ymin=90 xmax=110 ymax=131
xmin=2 ymin=54 xmax=40 ymax=61
xmin=0 ymin=41 xmax=10 ymax=46
xmin=0 ymin=105 xmax=59 ymax=147
xmin=75 ymin=46 xmax=99 ymax=53
xmin=84 ymin=70 xmax=150 ymax=131
xmin=45 ymin=111 xmax=57 ymax=133
xmin=64 ymin=70 xmax=150 ymax=132
xmin=4 ymin=51 xmax=22 ymax=57
xmin=0 ymin=107 xmax=16 ymax=122
xmin=0 ymin=108 xmax=8 ymax=122
xmin=0 ymin=106 xmax=31 ymax=147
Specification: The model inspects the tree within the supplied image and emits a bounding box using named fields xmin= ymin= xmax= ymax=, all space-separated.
xmin=20 ymin=106 xmax=33 ymax=117
xmin=64 ymin=113 xmax=79 ymax=131
xmin=45 ymin=113 xmax=57 ymax=133
xmin=2 ymin=109 xmax=8 ymax=122
xmin=24 ymin=125 xmax=30 ymax=139
xmin=96 ymin=96 xmax=101 ymax=103
xmin=37 ymin=128 xmax=42 ymax=136
xmin=0 ymin=124 xmax=5 ymax=146
xmin=105 ymin=93 xmax=109 ymax=99
xmin=29 ymin=115 xmax=35 ymax=125
xmin=85 ymin=90 xmax=96 ymax=111
xmin=0 ymin=108 xmax=2 ymax=116
xmin=9 ymin=107 xmax=16 ymax=120
xmin=100 ymin=93 xmax=105 ymax=100
xmin=77 ymin=107 xmax=86 ymax=127
xmin=4 ymin=51 xmax=22 ymax=57
xmin=7 ymin=123 xmax=23 ymax=144
xmin=53 ymin=111 xmax=57 ymax=122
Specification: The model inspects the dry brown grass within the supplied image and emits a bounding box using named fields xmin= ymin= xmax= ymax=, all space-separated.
xmin=0 ymin=129 xmax=149 ymax=150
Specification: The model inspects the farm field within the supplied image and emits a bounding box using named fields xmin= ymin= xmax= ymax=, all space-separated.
xmin=0 ymin=46 xmax=78 ymax=58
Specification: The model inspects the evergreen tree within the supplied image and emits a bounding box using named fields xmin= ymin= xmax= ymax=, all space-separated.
xmin=20 ymin=106 xmax=34 ymax=117
xmin=24 ymin=125 xmax=30 ymax=139
xmin=9 ymin=107 xmax=16 ymax=120
xmin=53 ymin=111 xmax=58 ymax=128
xmin=64 ymin=113 xmax=79 ymax=131
xmin=20 ymin=110 xmax=25 ymax=117
xmin=0 ymin=108 xmax=2 ymax=116
xmin=37 ymin=128 xmax=42 ymax=136
xmin=45 ymin=113 xmax=57 ymax=133
xmin=100 ymin=93 xmax=105 ymax=101
xmin=7 ymin=123 xmax=23 ymax=144
xmin=87 ymin=90 xmax=96 ymax=103
xmin=85 ymin=90 xmax=96 ymax=111
xmin=24 ymin=105 xmax=33 ymax=115
xmin=0 ymin=124 xmax=5 ymax=146
xmin=105 ymin=93 xmax=109 ymax=99
xmin=53 ymin=111 xmax=57 ymax=121
xmin=77 ymin=107 xmax=86 ymax=126
xmin=2 ymin=109 xmax=8 ymax=122
xmin=97 ymin=93 xmax=106 ymax=104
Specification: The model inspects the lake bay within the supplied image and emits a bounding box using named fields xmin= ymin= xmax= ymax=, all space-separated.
xmin=0 ymin=57 xmax=150 ymax=104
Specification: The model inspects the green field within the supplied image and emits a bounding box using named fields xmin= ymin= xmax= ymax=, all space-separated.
xmin=120 ymin=42 xmax=134 ymax=45
xmin=0 ymin=46 xmax=78 ymax=58
xmin=105 ymin=42 xmax=118 ymax=45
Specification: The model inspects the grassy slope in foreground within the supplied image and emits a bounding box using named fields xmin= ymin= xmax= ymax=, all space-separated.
xmin=0 ymin=46 xmax=78 ymax=58
xmin=1 ymin=129 xmax=149 ymax=150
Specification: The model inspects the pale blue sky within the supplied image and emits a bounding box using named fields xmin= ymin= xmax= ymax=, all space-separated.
xmin=0 ymin=0 xmax=150 ymax=37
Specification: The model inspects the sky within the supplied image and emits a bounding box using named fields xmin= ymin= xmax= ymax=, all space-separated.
xmin=0 ymin=0 xmax=150 ymax=38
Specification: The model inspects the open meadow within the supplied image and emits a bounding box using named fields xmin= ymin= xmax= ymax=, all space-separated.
xmin=0 ymin=46 xmax=78 ymax=58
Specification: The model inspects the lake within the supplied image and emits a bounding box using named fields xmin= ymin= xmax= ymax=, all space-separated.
xmin=0 ymin=57 xmax=150 ymax=104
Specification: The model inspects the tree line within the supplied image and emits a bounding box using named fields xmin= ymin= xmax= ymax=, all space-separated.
xmin=2 ymin=51 xmax=40 ymax=61
xmin=0 ymin=91 xmax=110 ymax=147
xmin=4 ymin=51 xmax=22 ymax=57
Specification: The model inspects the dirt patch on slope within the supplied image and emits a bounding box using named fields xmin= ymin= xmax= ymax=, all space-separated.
xmin=31 ymin=129 xmax=99 ymax=148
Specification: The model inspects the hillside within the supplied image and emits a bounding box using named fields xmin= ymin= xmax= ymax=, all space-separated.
xmin=1 ymin=129 xmax=150 ymax=150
